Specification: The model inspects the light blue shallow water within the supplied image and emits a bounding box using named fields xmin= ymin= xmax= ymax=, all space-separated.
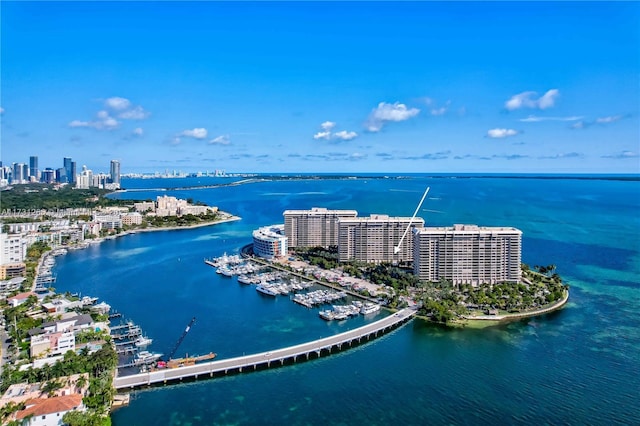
xmin=52 ymin=175 xmax=640 ymax=425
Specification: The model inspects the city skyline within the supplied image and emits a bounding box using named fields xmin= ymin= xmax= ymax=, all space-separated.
xmin=1 ymin=2 xmax=639 ymax=174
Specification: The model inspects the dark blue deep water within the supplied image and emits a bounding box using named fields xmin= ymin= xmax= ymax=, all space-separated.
xmin=52 ymin=175 xmax=640 ymax=425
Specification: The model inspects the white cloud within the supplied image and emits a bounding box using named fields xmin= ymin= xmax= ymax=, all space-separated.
xmin=487 ymin=128 xmax=519 ymax=138
xmin=68 ymin=111 xmax=119 ymax=130
xmin=181 ymin=128 xmax=208 ymax=139
xmin=313 ymin=121 xmax=358 ymax=141
xmin=505 ymin=89 xmax=559 ymax=110
xmin=596 ymin=115 xmax=623 ymax=124
xmin=537 ymin=89 xmax=559 ymax=109
xmin=105 ymin=97 xmax=131 ymax=111
xmin=69 ymin=120 xmax=92 ymax=128
xmin=320 ymin=121 xmax=336 ymax=131
xmin=0 ymin=107 xmax=4 ymax=115
xmin=366 ymin=102 xmax=420 ymax=132
xmin=571 ymin=121 xmax=585 ymax=129
xmin=171 ymin=137 xmax=182 ymax=145
xmin=209 ymin=134 xmax=230 ymax=145
xmin=333 ymin=130 xmax=358 ymax=141
xmin=313 ymin=131 xmax=332 ymax=140
xmin=132 ymin=127 xmax=144 ymax=136
xmin=119 ymin=106 xmax=150 ymax=120
xmin=519 ymin=115 xmax=583 ymax=122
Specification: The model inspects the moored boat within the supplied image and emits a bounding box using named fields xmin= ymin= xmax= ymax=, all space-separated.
xmin=256 ymin=284 xmax=278 ymax=297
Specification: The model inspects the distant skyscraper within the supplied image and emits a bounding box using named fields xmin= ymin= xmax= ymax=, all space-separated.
xmin=63 ymin=157 xmax=73 ymax=184
xmin=56 ymin=168 xmax=67 ymax=183
xmin=41 ymin=168 xmax=55 ymax=184
xmin=11 ymin=163 xmax=28 ymax=183
xmin=110 ymin=160 xmax=121 ymax=185
xmin=70 ymin=161 xmax=77 ymax=185
xmin=29 ymin=156 xmax=38 ymax=179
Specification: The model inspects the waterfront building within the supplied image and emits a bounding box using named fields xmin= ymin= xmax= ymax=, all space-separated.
xmin=0 ymin=233 xmax=27 ymax=265
xmin=29 ymin=155 xmax=38 ymax=180
xmin=284 ymin=207 xmax=358 ymax=248
xmin=412 ymin=224 xmax=522 ymax=286
xmin=253 ymin=224 xmax=288 ymax=259
xmin=93 ymin=214 xmax=122 ymax=230
xmin=337 ymin=215 xmax=424 ymax=263
xmin=110 ymin=159 xmax=121 ymax=187
xmin=121 ymin=212 xmax=143 ymax=226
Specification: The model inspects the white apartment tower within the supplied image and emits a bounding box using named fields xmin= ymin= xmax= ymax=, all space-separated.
xmin=284 ymin=207 xmax=358 ymax=248
xmin=338 ymin=215 xmax=424 ymax=263
xmin=412 ymin=224 xmax=522 ymax=286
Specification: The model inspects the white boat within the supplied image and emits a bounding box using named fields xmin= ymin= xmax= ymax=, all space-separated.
xmin=319 ymin=310 xmax=335 ymax=320
xmin=256 ymin=284 xmax=278 ymax=297
xmin=135 ymin=336 xmax=153 ymax=347
xmin=135 ymin=350 xmax=162 ymax=365
xmin=360 ymin=303 xmax=381 ymax=315
xmin=237 ymin=275 xmax=253 ymax=285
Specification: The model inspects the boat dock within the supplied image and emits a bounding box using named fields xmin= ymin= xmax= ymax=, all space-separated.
xmin=113 ymin=307 xmax=416 ymax=390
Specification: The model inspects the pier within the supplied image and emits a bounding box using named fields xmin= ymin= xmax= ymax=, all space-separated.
xmin=113 ymin=307 xmax=416 ymax=390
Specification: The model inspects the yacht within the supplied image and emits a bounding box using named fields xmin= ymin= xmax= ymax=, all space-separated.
xmin=360 ymin=303 xmax=381 ymax=315
xmin=256 ymin=284 xmax=278 ymax=297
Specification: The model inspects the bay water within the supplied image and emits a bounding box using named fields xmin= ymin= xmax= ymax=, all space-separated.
xmin=52 ymin=175 xmax=640 ymax=425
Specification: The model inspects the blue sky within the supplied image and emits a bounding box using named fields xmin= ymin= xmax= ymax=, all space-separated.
xmin=1 ymin=1 xmax=638 ymax=174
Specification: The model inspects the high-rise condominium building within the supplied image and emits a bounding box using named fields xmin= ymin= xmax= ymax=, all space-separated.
xmin=110 ymin=160 xmax=121 ymax=186
xmin=337 ymin=215 xmax=424 ymax=264
xmin=284 ymin=207 xmax=358 ymax=248
xmin=412 ymin=224 xmax=522 ymax=286
xmin=29 ymin=156 xmax=38 ymax=180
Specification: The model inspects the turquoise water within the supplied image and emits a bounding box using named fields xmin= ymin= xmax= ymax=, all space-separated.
xmin=52 ymin=176 xmax=640 ymax=425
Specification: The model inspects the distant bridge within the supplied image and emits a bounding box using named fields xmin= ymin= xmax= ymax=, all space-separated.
xmin=114 ymin=308 xmax=416 ymax=390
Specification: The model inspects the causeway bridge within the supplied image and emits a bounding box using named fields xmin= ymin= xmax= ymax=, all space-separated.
xmin=114 ymin=307 xmax=416 ymax=390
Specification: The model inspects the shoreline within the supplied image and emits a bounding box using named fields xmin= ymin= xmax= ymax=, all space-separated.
xmin=459 ymin=289 xmax=570 ymax=326
xmin=125 ymin=214 xmax=241 ymax=233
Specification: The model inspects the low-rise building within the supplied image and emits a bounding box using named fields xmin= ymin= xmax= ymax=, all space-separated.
xmin=121 ymin=212 xmax=143 ymax=226
xmin=13 ymin=394 xmax=85 ymax=425
xmin=0 ymin=262 xmax=26 ymax=280
xmin=7 ymin=291 xmax=36 ymax=307
xmin=30 ymin=331 xmax=75 ymax=358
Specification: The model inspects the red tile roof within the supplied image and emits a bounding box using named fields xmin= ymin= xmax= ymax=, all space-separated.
xmin=15 ymin=394 xmax=83 ymax=419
